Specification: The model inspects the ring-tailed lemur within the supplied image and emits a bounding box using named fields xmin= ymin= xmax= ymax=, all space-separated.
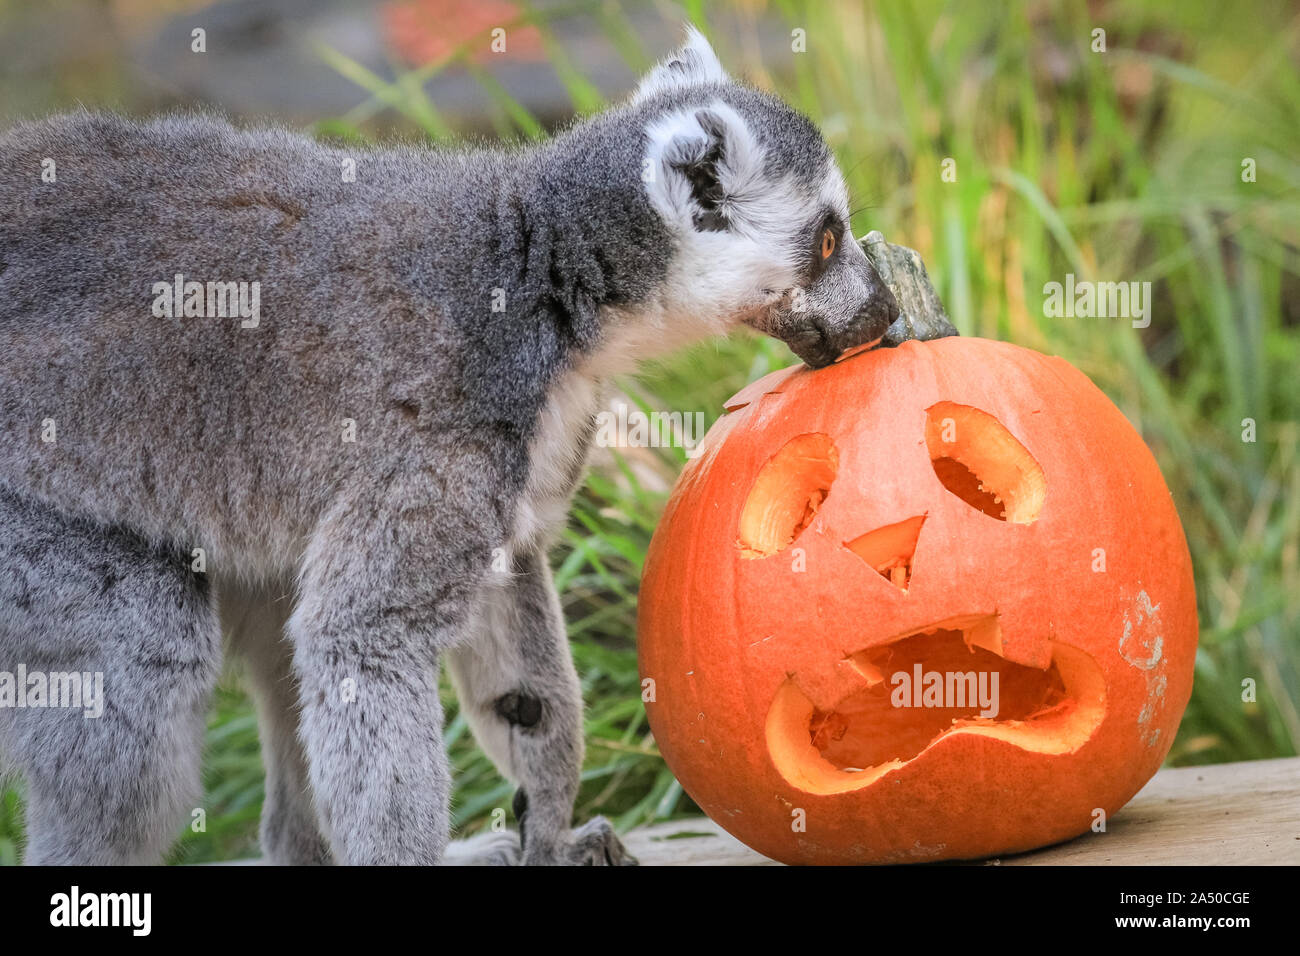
xmin=0 ymin=28 xmax=914 ymax=865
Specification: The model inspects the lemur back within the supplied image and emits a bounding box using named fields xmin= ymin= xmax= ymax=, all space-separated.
xmin=2 ymin=113 xmax=552 ymax=576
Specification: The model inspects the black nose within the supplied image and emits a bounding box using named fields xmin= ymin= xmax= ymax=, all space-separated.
xmin=851 ymin=282 xmax=900 ymax=344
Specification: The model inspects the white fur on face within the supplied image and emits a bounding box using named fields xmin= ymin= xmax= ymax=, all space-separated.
xmin=619 ymin=27 xmax=862 ymax=367
xmin=818 ymin=160 xmax=852 ymax=232
xmin=637 ymin=99 xmax=849 ymax=356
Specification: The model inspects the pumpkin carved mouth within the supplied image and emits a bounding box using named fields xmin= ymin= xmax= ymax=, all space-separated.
xmin=765 ymin=614 xmax=1106 ymax=795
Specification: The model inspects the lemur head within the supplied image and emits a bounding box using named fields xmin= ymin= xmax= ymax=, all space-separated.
xmin=632 ymin=28 xmax=898 ymax=368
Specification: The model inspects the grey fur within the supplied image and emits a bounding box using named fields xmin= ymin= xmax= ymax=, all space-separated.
xmin=0 ymin=30 xmax=896 ymax=864
xmin=0 ymin=489 xmax=217 ymax=864
xmin=223 ymin=580 xmax=333 ymax=864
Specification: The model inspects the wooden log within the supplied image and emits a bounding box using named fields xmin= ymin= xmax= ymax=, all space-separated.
xmin=622 ymin=757 xmax=1300 ymax=866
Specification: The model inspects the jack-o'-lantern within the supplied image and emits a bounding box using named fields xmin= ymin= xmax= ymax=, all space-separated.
xmin=637 ymin=336 xmax=1197 ymax=865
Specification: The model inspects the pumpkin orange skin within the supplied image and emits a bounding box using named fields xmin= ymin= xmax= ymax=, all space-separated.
xmin=637 ymin=337 xmax=1197 ymax=865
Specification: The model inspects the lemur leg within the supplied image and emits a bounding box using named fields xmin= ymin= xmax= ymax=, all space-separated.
xmin=288 ymin=476 xmax=496 ymax=866
xmin=0 ymin=490 xmax=219 ymax=865
xmin=223 ymin=582 xmax=333 ymax=865
xmin=225 ymin=579 xmax=518 ymax=866
xmin=446 ymin=549 xmax=636 ymax=866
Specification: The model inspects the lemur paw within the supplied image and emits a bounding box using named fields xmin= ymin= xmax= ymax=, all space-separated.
xmin=441 ymin=829 xmax=522 ymax=866
xmin=521 ymin=816 xmax=639 ymax=866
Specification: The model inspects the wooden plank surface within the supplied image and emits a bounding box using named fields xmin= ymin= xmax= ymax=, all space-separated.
xmin=623 ymin=756 xmax=1300 ymax=866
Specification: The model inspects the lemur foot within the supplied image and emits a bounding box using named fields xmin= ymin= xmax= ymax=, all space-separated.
xmin=522 ymin=816 xmax=639 ymax=866
xmin=441 ymin=830 xmax=522 ymax=866
xmin=514 ymin=789 xmax=638 ymax=865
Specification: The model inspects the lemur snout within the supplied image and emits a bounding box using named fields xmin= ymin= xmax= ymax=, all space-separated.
xmin=782 ymin=260 xmax=901 ymax=369
xmin=850 ymin=274 xmax=901 ymax=343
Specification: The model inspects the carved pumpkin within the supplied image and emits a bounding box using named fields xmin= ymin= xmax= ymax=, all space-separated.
xmin=637 ymin=336 xmax=1197 ymax=864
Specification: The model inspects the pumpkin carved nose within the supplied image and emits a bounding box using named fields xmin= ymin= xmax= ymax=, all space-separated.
xmin=844 ymin=515 xmax=927 ymax=592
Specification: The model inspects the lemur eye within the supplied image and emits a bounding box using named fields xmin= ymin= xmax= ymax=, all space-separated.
xmin=821 ymin=228 xmax=836 ymax=259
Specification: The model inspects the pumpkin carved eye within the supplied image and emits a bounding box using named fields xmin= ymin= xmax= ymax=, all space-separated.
xmin=924 ymin=402 xmax=1045 ymax=523
xmin=737 ymin=433 xmax=837 ymax=559
xmin=820 ymin=228 xmax=836 ymax=260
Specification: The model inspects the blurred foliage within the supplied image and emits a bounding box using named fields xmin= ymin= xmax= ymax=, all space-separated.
xmin=2 ymin=0 xmax=1298 ymax=862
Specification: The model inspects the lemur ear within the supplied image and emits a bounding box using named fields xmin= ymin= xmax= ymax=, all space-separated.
xmin=633 ymin=26 xmax=728 ymax=102
xmin=644 ymin=102 xmax=763 ymax=234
